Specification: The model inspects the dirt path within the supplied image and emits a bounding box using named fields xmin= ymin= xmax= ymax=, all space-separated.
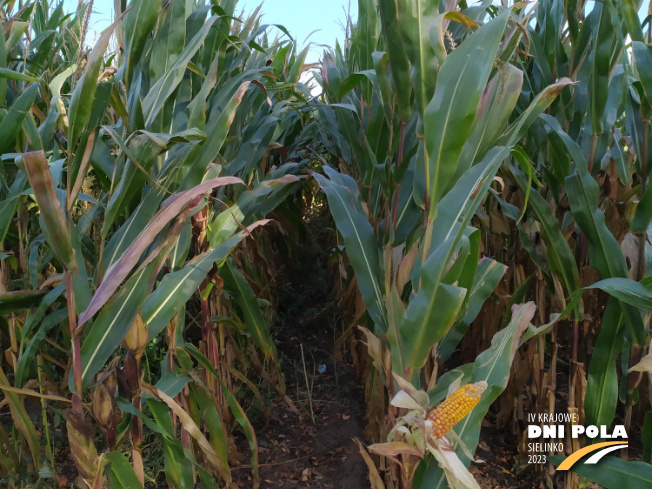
xmin=234 ymin=207 xmax=369 ymax=488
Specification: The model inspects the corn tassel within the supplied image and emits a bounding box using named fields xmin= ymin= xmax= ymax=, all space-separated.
xmin=426 ymin=381 xmax=487 ymax=439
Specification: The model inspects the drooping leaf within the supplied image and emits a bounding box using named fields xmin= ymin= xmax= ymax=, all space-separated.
xmin=79 ymin=176 xmax=243 ymax=326
xmin=22 ymin=151 xmax=76 ymax=270
xmin=221 ymin=258 xmax=277 ymax=359
xmin=314 ymin=166 xmax=387 ymax=333
xmin=143 ymin=223 xmax=268 ymax=339
xmin=548 ymin=455 xmax=652 ymax=489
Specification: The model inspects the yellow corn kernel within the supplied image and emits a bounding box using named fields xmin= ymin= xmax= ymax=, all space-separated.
xmin=426 ymin=381 xmax=487 ymax=439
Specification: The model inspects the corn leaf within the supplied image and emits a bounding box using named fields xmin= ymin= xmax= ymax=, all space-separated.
xmin=68 ymin=25 xmax=115 ymax=147
xmin=143 ymin=223 xmax=268 ymax=339
xmin=22 ymin=151 xmax=76 ymax=270
xmin=424 ymin=10 xmax=508 ymax=218
xmin=548 ymin=455 xmax=652 ymax=489
xmin=221 ymin=258 xmax=277 ymax=359
xmin=142 ymin=15 xmax=217 ymax=126
xmin=314 ymin=166 xmax=387 ymax=333
xmin=585 ymin=298 xmax=624 ymax=427
xmin=105 ymin=452 xmax=143 ymax=489
xmin=0 ymin=83 xmax=39 ymax=154
xmin=79 ymin=176 xmax=243 ymax=326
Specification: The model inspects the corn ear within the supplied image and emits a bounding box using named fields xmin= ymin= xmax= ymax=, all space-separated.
xmin=426 ymin=381 xmax=487 ymax=439
xmin=123 ymin=313 xmax=148 ymax=361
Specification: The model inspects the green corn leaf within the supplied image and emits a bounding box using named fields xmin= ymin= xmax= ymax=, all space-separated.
xmin=122 ymin=0 xmax=162 ymax=89
xmin=68 ymin=24 xmax=115 ymax=147
xmin=0 ymin=83 xmax=39 ymax=154
xmin=143 ymin=224 xmax=267 ymax=339
xmin=399 ymin=236 xmax=467 ymax=369
xmin=355 ymin=0 xmax=378 ymax=74
xmin=149 ymin=0 xmax=186 ymax=84
xmin=396 ymin=0 xmax=439 ymax=119
xmin=378 ymin=0 xmax=411 ymax=122
xmin=0 ymin=23 xmax=7 ymax=106
xmin=101 ymin=145 xmax=197 ymax=267
xmin=616 ymin=0 xmax=644 ymax=43
xmin=146 ymin=400 xmax=195 ymax=489
xmin=77 ymin=212 xmax=191 ymax=388
xmin=314 ymin=166 xmax=387 ymax=333
xmin=644 ymin=412 xmax=652 ymax=464
xmin=423 ymin=303 xmax=538 ymax=488
xmin=591 ymin=0 xmax=622 ymax=135
xmin=455 ymin=63 xmax=523 ymax=181
xmin=548 ymin=455 xmax=652 ymax=489
xmin=496 ymin=78 xmax=573 ymax=148
xmin=0 ymin=289 xmax=48 ymax=315
xmin=183 ymin=80 xmax=251 ymax=186
xmin=155 ymin=369 xmax=191 ymax=398
xmin=587 ymin=278 xmax=652 ymax=311
xmin=77 ymin=264 xmax=153 ymax=389
xmin=438 ymin=258 xmax=507 ymax=362
xmin=16 ymin=308 xmax=67 ymax=387
xmin=207 ymin=174 xmax=300 ymax=246
xmin=221 ymin=258 xmax=277 ymax=359
xmin=402 ymin=147 xmax=509 ymax=369
xmin=511 ymin=168 xmax=581 ymax=313
xmin=454 ymin=302 xmax=537 ymax=463
xmin=0 ymin=67 xmax=39 ymax=82
xmin=188 ymin=381 xmax=232 ymax=485
xmin=287 ymin=45 xmax=309 ymax=84
xmin=105 ymin=452 xmax=143 ymax=489
xmin=5 ymin=21 xmax=28 ymax=52
xmin=585 ymin=298 xmax=624 ymax=427
xmin=424 ymin=10 xmax=508 ymax=218
xmin=80 ymin=176 xmax=243 ymax=326
xmin=565 ymin=172 xmax=645 ymax=344
xmin=142 ymin=15 xmax=218 ymax=126
xmin=632 ymin=184 xmax=652 ymax=233
xmin=633 ymin=41 xmax=652 ymax=107
xmin=221 ymin=378 xmax=259 ymax=486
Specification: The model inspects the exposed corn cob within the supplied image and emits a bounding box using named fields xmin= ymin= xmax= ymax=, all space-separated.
xmin=426 ymin=381 xmax=488 ymax=439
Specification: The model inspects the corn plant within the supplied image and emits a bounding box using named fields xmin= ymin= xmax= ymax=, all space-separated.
xmin=4 ymin=0 xmax=652 ymax=488
xmin=487 ymin=1 xmax=652 ymax=486
xmin=308 ymin=0 xmax=652 ymax=487
xmin=0 ymin=0 xmax=314 ymax=487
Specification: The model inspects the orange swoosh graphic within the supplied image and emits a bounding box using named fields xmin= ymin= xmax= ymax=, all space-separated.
xmin=557 ymin=441 xmax=628 ymax=471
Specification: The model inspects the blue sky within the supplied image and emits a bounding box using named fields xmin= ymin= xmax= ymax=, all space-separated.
xmin=62 ymin=0 xmax=652 ymax=63
xmin=239 ymin=0 xmax=357 ymax=62
xmin=64 ymin=0 xmax=356 ymax=63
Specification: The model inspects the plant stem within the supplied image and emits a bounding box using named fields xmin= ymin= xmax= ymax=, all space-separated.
xmin=37 ymin=355 xmax=56 ymax=474
xmin=65 ymin=270 xmax=83 ymax=404
xmin=300 ymin=343 xmax=315 ymax=424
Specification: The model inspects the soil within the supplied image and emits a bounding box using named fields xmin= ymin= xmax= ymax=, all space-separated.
xmin=471 ymin=421 xmax=544 ymax=489
xmin=232 ymin=329 xmax=369 ymax=489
